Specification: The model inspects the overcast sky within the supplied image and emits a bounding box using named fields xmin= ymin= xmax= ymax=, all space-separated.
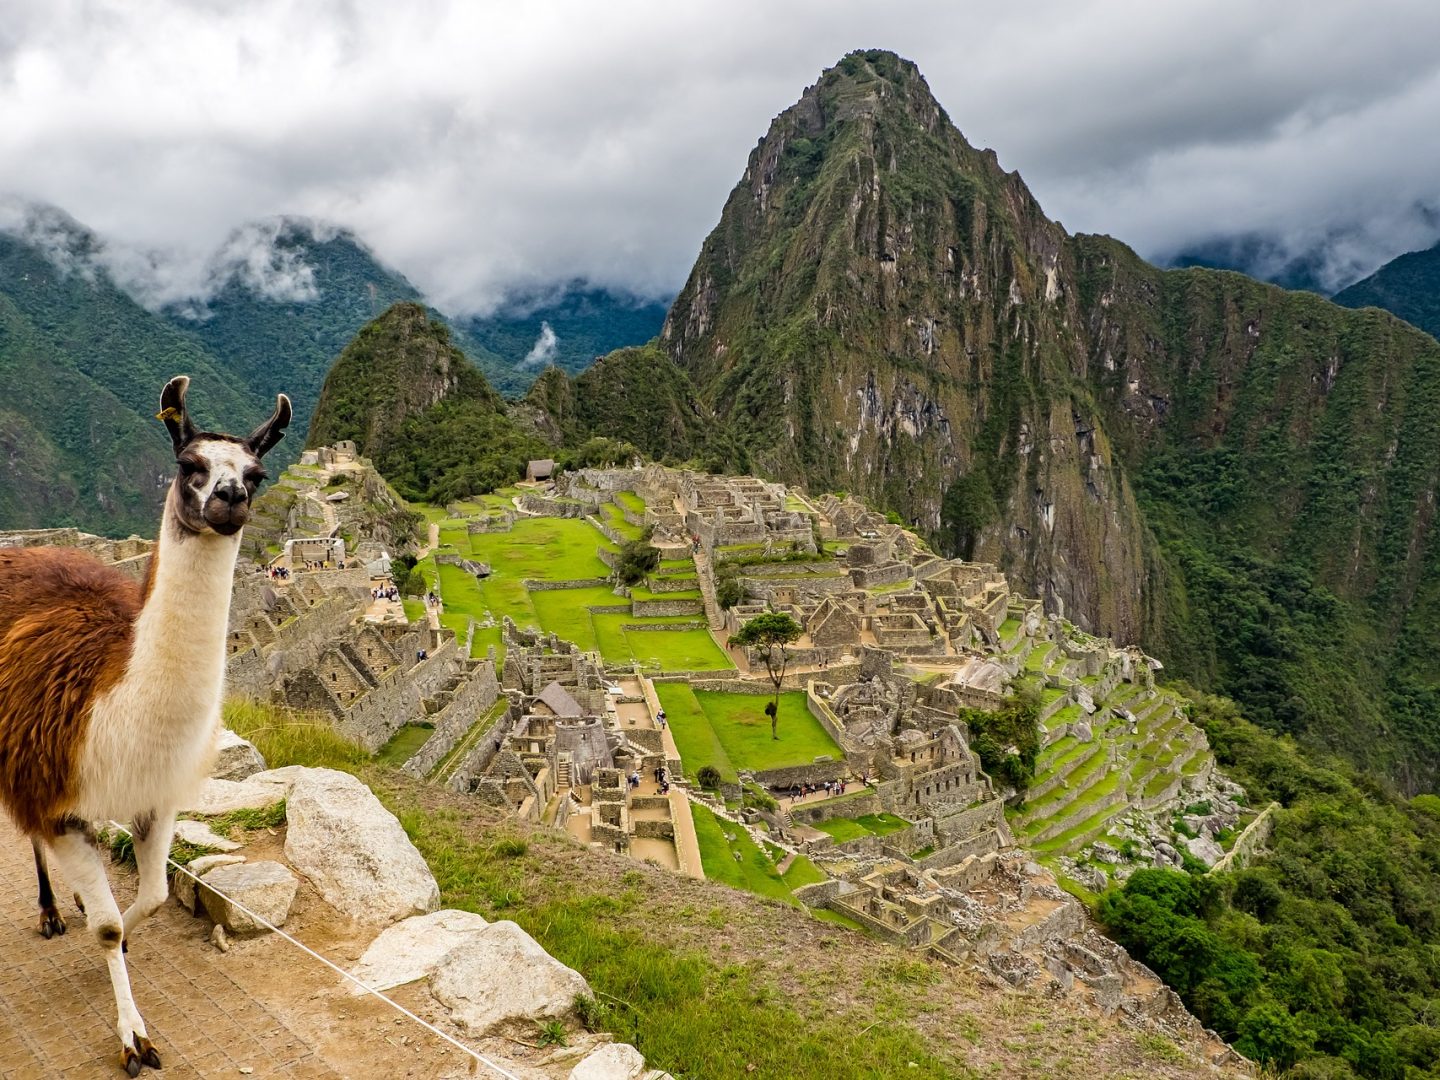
xmin=3 ymin=0 xmax=1439 ymax=314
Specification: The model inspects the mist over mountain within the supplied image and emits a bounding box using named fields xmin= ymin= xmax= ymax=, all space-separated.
xmin=1332 ymin=239 xmax=1440 ymax=341
xmin=460 ymin=284 xmax=669 ymax=382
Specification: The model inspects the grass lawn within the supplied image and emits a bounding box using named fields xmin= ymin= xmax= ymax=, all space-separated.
xmin=658 ymin=688 xmax=840 ymax=779
xmin=631 ymin=585 xmax=701 ymax=602
xmin=402 ymin=597 xmax=426 ymax=622
xmin=614 ymin=627 xmax=732 ymax=672
xmin=696 ymin=691 xmax=841 ymax=773
xmin=530 ymin=586 xmax=624 ymax=653
xmin=468 ymin=517 xmax=611 ymax=581
xmin=656 ymin=682 xmax=737 ymax=781
xmin=812 ymin=813 xmax=910 ymax=842
xmin=375 ymin=723 xmax=434 ymax=766
xmin=599 ymin=502 xmax=645 ymax=542
xmin=614 ymin=490 xmax=646 ymax=514
xmin=689 ymin=803 xmax=823 ymax=905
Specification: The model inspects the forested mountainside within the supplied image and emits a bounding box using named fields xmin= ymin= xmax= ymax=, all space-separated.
xmin=172 ymin=221 xmax=458 ymax=424
xmin=306 ymin=302 xmax=543 ymax=502
xmin=0 ymin=222 xmax=262 ymax=536
xmin=460 ymin=284 xmax=669 ymax=383
xmin=1332 ymin=239 xmax=1440 ymax=343
xmin=521 ymin=49 xmax=1440 ymax=790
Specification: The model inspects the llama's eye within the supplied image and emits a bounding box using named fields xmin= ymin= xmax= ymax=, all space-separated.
xmin=245 ymin=470 xmax=267 ymax=489
xmin=178 ymin=460 xmax=205 ymax=479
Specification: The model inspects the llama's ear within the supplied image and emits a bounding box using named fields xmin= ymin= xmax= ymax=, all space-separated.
xmin=246 ymin=393 xmax=292 ymax=458
xmin=158 ymin=375 xmax=196 ymax=456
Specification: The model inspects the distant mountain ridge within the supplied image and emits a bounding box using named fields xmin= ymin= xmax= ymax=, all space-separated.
xmin=1332 ymin=239 xmax=1440 ymax=342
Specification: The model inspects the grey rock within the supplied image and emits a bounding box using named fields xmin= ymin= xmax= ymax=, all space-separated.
xmin=569 ymin=1042 xmax=646 ymax=1080
xmin=199 ymin=860 xmax=298 ymax=934
xmin=213 ymin=729 xmax=267 ymax=781
xmin=174 ymin=854 xmax=246 ymax=914
xmin=1185 ymin=835 xmax=1225 ymax=868
xmin=348 ymin=909 xmax=491 ymax=993
xmin=173 ymin=819 xmax=241 ymax=853
xmin=185 ymin=776 xmax=288 ymax=816
xmin=431 ymin=920 xmax=591 ymax=1035
xmin=284 ymin=767 xmax=439 ymax=926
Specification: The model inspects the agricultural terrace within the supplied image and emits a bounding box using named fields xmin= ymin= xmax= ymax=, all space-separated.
xmin=652 ymin=685 xmax=843 ymax=783
xmin=413 ymin=498 xmax=732 ymax=672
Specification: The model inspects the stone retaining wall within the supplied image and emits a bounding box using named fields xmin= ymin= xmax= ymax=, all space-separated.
xmin=338 ymin=638 xmax=463 ymax=750
xmin=787 ymin=789 xmax=882 ymax=824
xmin=525 ymin=577 xmax=613 ymax=591
xmin=1210 ymin=802 xmax=1279 ymax=874
xmin=631 ymin=596 xmax=703 ymax=617
xmin=401 ymin=662 xmax=502 ymax=777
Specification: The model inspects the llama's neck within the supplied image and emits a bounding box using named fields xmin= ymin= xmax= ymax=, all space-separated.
xmin=123 ymin=508 xmax=241 ymax=721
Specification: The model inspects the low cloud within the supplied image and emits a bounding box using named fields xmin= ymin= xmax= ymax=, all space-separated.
xmin=520 ymin=322 xmax=560 ymax=368
xmin=1 ymin=1 xmax=1438 ymax=310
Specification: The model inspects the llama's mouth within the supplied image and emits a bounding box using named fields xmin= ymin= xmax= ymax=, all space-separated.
xmin=209 ymin=519 xmax=245 ymax=536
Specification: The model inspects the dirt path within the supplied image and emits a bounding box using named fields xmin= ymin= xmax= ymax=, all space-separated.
xmin=0 ymin=823 xmax=469 ymax=1079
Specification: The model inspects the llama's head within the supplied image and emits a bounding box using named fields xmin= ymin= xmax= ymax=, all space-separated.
xmin=159 ymin=376 xmax=292 ymax=538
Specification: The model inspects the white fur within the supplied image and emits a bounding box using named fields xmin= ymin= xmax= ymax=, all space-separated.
xmin=76 ymin=480 xmax=243 ymax=822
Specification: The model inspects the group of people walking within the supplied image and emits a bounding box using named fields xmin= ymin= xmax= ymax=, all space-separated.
xmin=789 ymin=778 xmax=848 ymax=801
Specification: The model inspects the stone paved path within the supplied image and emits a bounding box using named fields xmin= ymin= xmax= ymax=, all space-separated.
xmin=0 ymin=824 xmax=342 ymax=1078
xmin=0 ymin=823 xmax=467 ymax=1080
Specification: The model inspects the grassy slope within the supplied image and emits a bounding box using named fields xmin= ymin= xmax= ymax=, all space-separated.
xmin=226 ymin=700 xmax=1235 ymax=1080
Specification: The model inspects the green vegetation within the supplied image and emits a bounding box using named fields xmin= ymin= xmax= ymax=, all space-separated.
xmin=1099 ymin=688 xmax=1440 ymax=1078
xmin=655 ymin=685 xmax=840 ymax=782
xmin=375 ymin=723 xmax=434 ymax=767
xmin=1333 ymin=239 xmax=1440 ymax=343
xmin=307 ymin=303 xmax=545 ymax=503
xmin=961 ymin=689 xmax=1041 ymax=793
xmin=222 ymin=697 xmax=370 ymax=774
xmin=615 ymin=536 xmax=661 ymax=585
xmin=689 ymin=803 xmax=823 ymax=902
xmin=391 ymin=799 xmax=967 ymax=1078
xmin=812 ymin=813 xmax=909 ymax=842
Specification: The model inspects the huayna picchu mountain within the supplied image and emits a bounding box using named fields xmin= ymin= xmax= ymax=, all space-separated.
xmin=307 ymin=302 xmax=544 ymax=503
xmin=525 ymin=49 xmax=1440 ymax=791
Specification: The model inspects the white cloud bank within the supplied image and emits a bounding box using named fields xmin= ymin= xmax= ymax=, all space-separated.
xmin=2 ymin=0 xmax=1438 ymax=310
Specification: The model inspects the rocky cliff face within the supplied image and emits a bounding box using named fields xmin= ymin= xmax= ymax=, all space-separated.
xmin=527 ymin=50 xmax=1440 ymax=786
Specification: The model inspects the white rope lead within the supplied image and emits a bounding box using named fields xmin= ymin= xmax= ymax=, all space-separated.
xmin=106 ymin=821 xmax=523 ymax=1080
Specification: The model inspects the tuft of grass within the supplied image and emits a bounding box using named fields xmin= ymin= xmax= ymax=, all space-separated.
xmin=223 ymin=698 xmax=369 ymax=773
xmin=535 ymin=1019 xmax=568 ymax=1048
xmin=197 ymin=801 xmax=288 ymax=838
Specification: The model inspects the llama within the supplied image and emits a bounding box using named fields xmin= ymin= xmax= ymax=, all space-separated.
xmin=0 ymin=376 xmax=290 ymax=1076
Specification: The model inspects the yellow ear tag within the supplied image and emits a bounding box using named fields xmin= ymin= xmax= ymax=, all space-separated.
xmin=156 ymin=406 xmax=182 ymax=422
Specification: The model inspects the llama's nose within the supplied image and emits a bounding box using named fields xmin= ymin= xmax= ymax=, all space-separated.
xmin=214 ymin=481 xmax=247 ymax=506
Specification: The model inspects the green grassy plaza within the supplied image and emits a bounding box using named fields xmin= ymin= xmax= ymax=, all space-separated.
xmin=413 ymin=505 xmax=731 ymax=671
xmin=811 ymin=813 xmax=910 ymax=842
xmin=654 ymin=684 xmax=843 ymax=782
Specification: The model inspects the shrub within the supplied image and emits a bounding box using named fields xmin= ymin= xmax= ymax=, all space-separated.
xmin=696 ymin=765 xmax=722 ymax=791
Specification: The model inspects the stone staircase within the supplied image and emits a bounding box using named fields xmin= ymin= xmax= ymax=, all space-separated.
xmin=690 ymin=547 xmax=727 ymax=631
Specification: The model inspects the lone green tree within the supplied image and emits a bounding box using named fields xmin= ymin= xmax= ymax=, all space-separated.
xmin=728 ymin=611 xmax=803 ymax=738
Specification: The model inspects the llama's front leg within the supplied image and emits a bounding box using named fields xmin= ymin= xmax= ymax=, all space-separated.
xmin=122 ymin=809 xmax=176 ymax=945
xmin=32 ymin=838 xmax=67 ymax=938
xmin=50 ymin=823 xmax=162 ymax=1075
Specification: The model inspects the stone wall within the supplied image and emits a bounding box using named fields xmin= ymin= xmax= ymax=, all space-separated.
xmin=400 ymin=662 xmax=502 ymax=777
xmin=336 ymin=639 xmax=463 ymax=750
xmin=787 ymin=789 xmax=882 ymax=824
xmin=1210 ymin=802 xmax=1279 ymax=874
xmin=631 ymin=595 xmax=703 ymax=617
xmin=526 ymin=577 xmax=613 ymax=591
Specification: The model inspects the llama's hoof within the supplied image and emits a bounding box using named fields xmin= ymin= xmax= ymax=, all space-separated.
xmin=120 ymin=1034 xmax=161 ymax=1075
xmin=136 ymin=1034 xmax=162 ymax=1069
xmin=74 ymin=891 xmax=86 ymax=914
xmin=37 ymin=908 xmax=66 ymax=938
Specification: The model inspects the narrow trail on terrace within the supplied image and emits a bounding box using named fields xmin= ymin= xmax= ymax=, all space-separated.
xmin=0 ymin=822 xmax=460 ymax=1079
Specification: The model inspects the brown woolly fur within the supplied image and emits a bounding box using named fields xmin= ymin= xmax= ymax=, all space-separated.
xmin=0 ymin=547 xmax=138 ymax=836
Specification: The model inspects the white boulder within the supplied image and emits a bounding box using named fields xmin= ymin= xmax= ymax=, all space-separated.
xmin=1185 ymin=834 xmax=1225 ymax=868
xmin=430 ymin=920 xmax=590 ymax=1035
xmin=174 ymin=854 xmax=246 ymax=914
xmin=348 ymin=909 xmax=490 ymax=993
xmin=186 ymin=776 xmax=288 ymax=816
xmin=199 ymin=860 xmax=298 ymax=934
xmin=213 ymin=729 xmax=267 ymax=781
xmin=569 ymin=1043 xmax=646 ymax=1080
xmin=284 ymin=767 xmax=439 ymax=925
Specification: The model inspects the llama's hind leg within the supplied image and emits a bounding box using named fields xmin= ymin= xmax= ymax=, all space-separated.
xmin=32 ymin=838 xmax=67 ymax=938
xmin=122 ymin=809 xmax=175 ymax=944
xmin=50 ymin=821 xmax=162 ymax=1075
